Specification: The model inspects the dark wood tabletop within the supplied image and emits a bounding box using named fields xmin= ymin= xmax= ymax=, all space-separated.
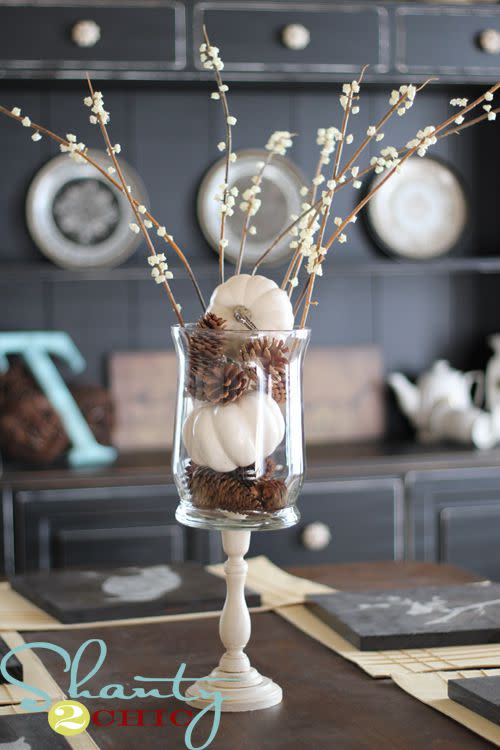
xmin=28 ymin=561 xmax=495 ymax=750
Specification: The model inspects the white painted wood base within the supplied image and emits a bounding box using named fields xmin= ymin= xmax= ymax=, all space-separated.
xmin=186 ymin=529 xmax=283 ymax=712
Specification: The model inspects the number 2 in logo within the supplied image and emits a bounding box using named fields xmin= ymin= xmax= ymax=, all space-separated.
xmin=48 ymin=700 xmax=90 ymax=736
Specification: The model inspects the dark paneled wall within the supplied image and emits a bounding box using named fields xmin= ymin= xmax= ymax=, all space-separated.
xmin=0 ymin=82 xmax=497 ymax=414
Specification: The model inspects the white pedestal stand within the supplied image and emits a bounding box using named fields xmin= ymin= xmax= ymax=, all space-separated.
xmin=185 ymin=529 xmax=283 ymax=712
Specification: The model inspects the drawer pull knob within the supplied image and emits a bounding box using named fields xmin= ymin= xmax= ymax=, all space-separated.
xmin=478 ymin=28 xmax=500 ymax=55
xmin=282 ymin=23 xmax=311 ymax=51
xmin=72 ymin=19 xmax=102 ymax=48
xmin=302 ymin=521 xmax=331 ymax=551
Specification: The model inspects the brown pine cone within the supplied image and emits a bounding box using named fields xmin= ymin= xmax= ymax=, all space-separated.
xmin=241 ymin=337 xmax=289 ymax=378
xmin=203 ymin=363 xmax=249 ymax=404
xmin=242 ymin=337 xmax=289 ymax=403
xmin=197 ymin=312 xmax=227 ymax=332
xmin=187 ymin=461 xmax=287 ymax=514
xmin=187 ymin=464 xmax=261 ymax=512
xmin=252 ymin=478 xmax=288 ymax=511
xmin=188 ymin=313 xmax=227 ymax=391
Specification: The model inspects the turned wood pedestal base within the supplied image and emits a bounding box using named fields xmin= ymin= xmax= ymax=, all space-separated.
xmin=186 ymin=529 xmax=283 ymax=712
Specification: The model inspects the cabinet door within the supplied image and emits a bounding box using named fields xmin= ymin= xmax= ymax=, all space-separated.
xmin=407 ymin=469 xmax=500 ymax=580
xmin=14 ymin=484 xmax=185 ymax=572
xmin=250 ymin=477 xmax=404 ymax=567
xmin=195 ymin=3 xmax=389 ymax=74
xmin=396 ymin=6 xmax=500 ymax=76
xmin=0 ymin=1 xmax=185 ymax=78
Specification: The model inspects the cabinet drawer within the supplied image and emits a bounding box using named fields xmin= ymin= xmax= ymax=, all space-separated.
xmin=250 ymin=477 xmax=403 ymax=566
xmin=396 ymin=6 xmax=500 ymax=76
xmin=14 ymin=483 xmax=184 ymax=571
xmin=0 ymin=1 xmax=185 ymax=76
xmin=195 ymin=3 xmax=389 ymax=73
xmin=440 ymin=504 xmax=500 ymax=581
xmin=407 ymin=468 xmax=500 ymax=580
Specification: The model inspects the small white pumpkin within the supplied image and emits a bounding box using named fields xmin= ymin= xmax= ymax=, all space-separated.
xmin=182 ymin=390 xmax=285 ymax=472
xmin=207 ymin=273 xmax=294 ymax=331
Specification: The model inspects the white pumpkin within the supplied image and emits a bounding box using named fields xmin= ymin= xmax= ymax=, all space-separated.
xmin=207 ymin=274 xmax=294 ymax=331
xmin=182 ymin=391 xmax=285 ymax=473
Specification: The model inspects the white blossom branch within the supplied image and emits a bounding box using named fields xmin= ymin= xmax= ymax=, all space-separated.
xmin=202 ymin=25 xmax=234 ymax=284
xmin=298 ymin=82 xmax=500 ymax=328
xmin=86 ymin=77 xmax=184 ymax=325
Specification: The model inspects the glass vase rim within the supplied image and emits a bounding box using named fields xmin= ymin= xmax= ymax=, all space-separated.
xmin=171 ymin=324 xmax=311 ymax=336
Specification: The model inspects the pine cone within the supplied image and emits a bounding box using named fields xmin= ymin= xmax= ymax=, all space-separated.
xmin=242 ymin=337 xmax=289 ymax=378
xmin=252 ymin=478 xmax=288 ymax=511
xmin=188 ymin=313 xmax=227 ymax=395
xmin=187 ymin=461 xmax=287 ymax=514
xmin=187 ymin=464 xmax=261 ymax=512
xmin=203 ymin=363 xmax=249 ymax=404
xmin=197 ymin=312 xmax=226 ymax=332
xmin=242 ymin=337 xmax=289 ymax=403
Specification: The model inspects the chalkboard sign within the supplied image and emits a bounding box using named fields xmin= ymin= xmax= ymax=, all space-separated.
xmin=448 ymin=675 xmax=500 ymax=726
xmin=10 ymin=563 xmax=260 ymax=624
xmin=0 ymin=637 xmax=22 ymax=684
xmin=0 ymin=713 xmax=71 ymax=748
xmin=306 ymin=583 xmax=500 ymax=650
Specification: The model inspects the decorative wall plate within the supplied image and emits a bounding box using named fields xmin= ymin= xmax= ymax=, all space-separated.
xmin=365 ymin=156 xmax=468 ymax=260
xmin=26 ymin=150 xmax=147 ymax=269
xmin=197 ymin=149 xmax=306 ymax=267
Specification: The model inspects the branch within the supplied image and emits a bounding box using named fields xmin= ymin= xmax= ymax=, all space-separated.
xmin=202 ymin=25 xmax=233 ymax=284
xmin=0 ymin=104 xmax=206 ymax=312
xmin=86 ymin=76 xmax=183 ymax=326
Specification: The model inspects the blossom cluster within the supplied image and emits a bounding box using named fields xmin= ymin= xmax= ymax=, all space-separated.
xmin=370 ymin=145 xmax=401 ymax=174
xmin=406 ymin=125 xmax=437 ymax=157
xmin=147 ymin=253 xmax=172 ymax=284
xmin=216 ymin=182 xmax=238 ymax=217
xmin=288 ymin=200 xmax=321 ymax=275
xmin=389 ymin=84 xmax=416 ymax=115
xmin=83 ymin=90 xmax=110 ymax=125
xmin=340 ymin=80 xmax=360 ymax=111
xmin=239 ymin=183 xmax=261 ymax=218
xmin=265 ymin=130 xmax=294 ymax=156
xmin=199 ymin=43 xmax=223 ymax=71
xmin=316 ymin=127 xmax=342 ymax=166
xmin=60 ymin=133 xmax=86 ymax=163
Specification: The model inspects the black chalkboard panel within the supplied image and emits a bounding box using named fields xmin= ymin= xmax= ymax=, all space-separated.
xmin=306 ymin=583 xmax=500 ymax=650
xmin=448 ymin=675 xmax=500 ymax=726
xmin=10 ymin=563 xmax=260 ymax=624
xmin=0 ymin=637 xmax=22 ymax=684
xmin=0 ymin=713 xmax=71 ymax=748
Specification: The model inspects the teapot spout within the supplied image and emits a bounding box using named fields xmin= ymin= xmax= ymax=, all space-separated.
xmin=388 ymin=372 xmax=420 ymax=421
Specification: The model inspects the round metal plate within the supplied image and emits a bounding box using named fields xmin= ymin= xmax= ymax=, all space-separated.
xmin=197 ymin=149 xmax=306 ymax=268
xmin=26 ymin=150 xmax=148 ymax=269
xmin=366 ymin=156 xmax=468 ymax=260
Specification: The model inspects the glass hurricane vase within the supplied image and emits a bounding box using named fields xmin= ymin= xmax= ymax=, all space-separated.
xmin=172 ymin=325 xmax=310 ymax=532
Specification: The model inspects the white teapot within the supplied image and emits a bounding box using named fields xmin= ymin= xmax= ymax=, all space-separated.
xmin=388 ymin=360 xmax=494 ymax=448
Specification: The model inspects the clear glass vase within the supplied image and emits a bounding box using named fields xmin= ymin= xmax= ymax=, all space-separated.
xmin=172 ymin=325 xmax=310 ymax=531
